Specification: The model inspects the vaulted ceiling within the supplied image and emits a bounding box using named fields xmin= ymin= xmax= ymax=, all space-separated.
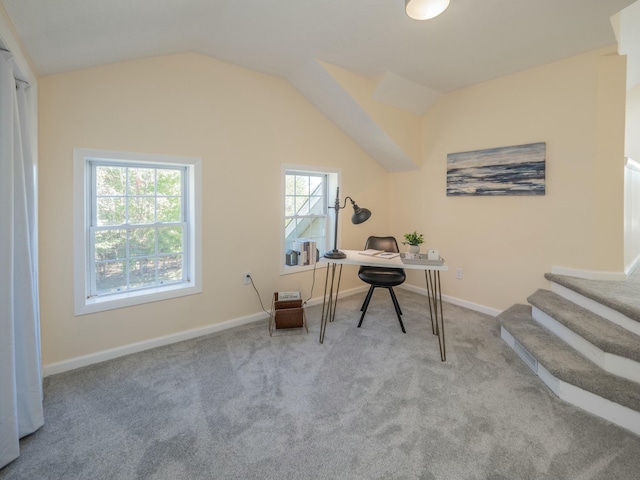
xmin=2 ymin=0 xmax=637 ymax=171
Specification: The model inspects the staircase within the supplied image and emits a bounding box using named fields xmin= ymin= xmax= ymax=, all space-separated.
xmin=497 ymin=272 xmax=640 ymax=436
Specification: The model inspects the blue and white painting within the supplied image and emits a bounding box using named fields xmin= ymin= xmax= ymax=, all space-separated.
xmin=447 ymin=142 xmax=546 ymax=196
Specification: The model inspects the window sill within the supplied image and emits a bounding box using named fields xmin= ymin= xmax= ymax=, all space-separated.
xmin=74 ymin=282 xmax=202 ymax=316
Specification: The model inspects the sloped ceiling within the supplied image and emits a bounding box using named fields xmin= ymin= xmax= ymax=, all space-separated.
xmin=289 ymin=61 xmax=420 ymax=172
xmin=2 ymin=0 xmax=637 ymax=171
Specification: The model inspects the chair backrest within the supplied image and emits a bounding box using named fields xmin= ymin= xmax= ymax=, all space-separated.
xmin=364 ymin=236 xmax=400 ymax=253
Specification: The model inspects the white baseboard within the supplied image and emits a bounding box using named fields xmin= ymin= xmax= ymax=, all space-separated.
xmin=43 ymin=285 xmax=370 ymax=378
xmin=550 ymin=265 xmax=627 ymax=281
xmin=399 ymin=283 xmax=501 ymax=317
xmin=43 ymin=311 xmax=269 ymax=377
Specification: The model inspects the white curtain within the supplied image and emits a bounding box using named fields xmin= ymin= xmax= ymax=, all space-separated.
xmin=0 ymin=50 xmax=44 ymax=469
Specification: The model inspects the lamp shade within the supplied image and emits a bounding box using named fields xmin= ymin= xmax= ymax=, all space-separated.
xmin=405 ymin=0 xmax=450 ymax=20
xmin=351 ymin=205 xmax=371 ymax=225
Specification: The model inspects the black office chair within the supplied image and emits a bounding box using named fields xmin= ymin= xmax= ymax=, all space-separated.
xmin=357 ymin=236 xmax=406 ymax=333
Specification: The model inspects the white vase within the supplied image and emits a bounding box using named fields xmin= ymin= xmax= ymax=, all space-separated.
xmin=409 ymin=245 xmax=420 ymax=254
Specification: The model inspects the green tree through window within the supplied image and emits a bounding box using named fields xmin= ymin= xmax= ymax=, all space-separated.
xmin=92 ymin=163 xmax=186 ymax=295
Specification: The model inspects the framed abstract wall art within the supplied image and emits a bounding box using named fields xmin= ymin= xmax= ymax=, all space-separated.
xmin=446 ymin=142 xmax=546 ymax=196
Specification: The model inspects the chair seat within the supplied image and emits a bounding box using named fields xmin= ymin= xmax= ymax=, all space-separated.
xmin=358 ymin=267 xmax=406 ymax=287
xmin=357 ymin=236 xmax=406 ymax=333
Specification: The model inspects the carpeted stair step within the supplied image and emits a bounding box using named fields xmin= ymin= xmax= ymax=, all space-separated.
xmin=527 ymin=290 xmax=640 ymax=383
xmin=545 ymin=273 xmax=640 ymax=336
xmin=497 ymin=304 xmax=640 ymax=419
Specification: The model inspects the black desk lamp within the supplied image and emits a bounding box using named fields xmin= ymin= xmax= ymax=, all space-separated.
xmin=324 ymin=187 xmax=371 ymax=259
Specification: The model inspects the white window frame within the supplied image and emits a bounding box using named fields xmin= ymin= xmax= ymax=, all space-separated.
xmin=281 ymin=164 xmax=339 ymax=275
xmin=73 ymin=148 xmax=202 ymax=315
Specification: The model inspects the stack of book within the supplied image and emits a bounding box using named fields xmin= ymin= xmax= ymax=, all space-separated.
xmin=294 ymin=239 xmax=318 ymax=266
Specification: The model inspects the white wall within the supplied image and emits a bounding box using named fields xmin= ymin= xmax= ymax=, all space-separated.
xmin=625 ymin=82 xmax=640 ymax=270
xmin=624 ymin=161 xmax=640 ymax=271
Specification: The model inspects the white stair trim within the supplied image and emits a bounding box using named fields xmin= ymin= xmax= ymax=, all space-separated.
xmin=539 ymin=364 xmax=640 ymax=437
xmin=550 ymin=265 xmax=627 ymax=281
xmin=531 ymin=306 xmax=640 ymax=384
xmin=550 ymin=282 xmax=640 ymax=336
xmin=501 ymin=326 xmax=640 ymax=436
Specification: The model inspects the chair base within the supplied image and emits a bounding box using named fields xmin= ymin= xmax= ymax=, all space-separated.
xmin=357 ymin=285 xmax=406 ymax=333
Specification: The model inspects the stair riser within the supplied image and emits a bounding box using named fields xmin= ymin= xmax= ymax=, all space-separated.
xmin=501 ymin=326 xmax=640 ymax=436
xmin=531 ymin=307 xmax=640 ymax=384
xmin=550 ymin=283 xmax=640 ymax=336
xmin=539 ymin=362 xmax=640 ymax=437
xmin=500 ymin=326 xmax=537 ymax=374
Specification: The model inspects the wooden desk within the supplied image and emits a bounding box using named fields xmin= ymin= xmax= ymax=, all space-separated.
xmin=318 ymin=250 xmax=449 ymax=361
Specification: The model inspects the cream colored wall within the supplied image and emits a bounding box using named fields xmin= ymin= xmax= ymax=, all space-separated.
xmin=390 ymin=46 xmax=627 ymax=311
xmin=39 ymin=45 xmax=629 ymax=365
xmin=592 ymin=54 xmax=627 ymax=271
xmin=38 ymin=53 xmax=389 ymax=366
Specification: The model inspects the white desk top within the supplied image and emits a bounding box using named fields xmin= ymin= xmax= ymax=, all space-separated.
xmin=319 ymin=249 xmax=448 ymax=271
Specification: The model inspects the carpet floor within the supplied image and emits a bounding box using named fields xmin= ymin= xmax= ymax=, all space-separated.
xmin=2 ymin=289 xmax=640 ymax=480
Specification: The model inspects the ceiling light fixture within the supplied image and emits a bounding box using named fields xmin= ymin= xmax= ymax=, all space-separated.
xmin=405 ymin=0 xmax=450 ymax=20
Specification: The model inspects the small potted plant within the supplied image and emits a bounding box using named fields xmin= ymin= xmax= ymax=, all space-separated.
xmin=403 ymin=231 xmax=424 ymax=254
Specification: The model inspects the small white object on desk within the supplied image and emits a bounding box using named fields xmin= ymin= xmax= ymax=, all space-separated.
xmin=427 ymin=248 xmax=439 ymax=260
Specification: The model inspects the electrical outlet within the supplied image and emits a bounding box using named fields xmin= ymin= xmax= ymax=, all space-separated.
xmin=456 ymin=268 xmax=463 ymax=280
xmin=243 ymin=271 xmax=251 ymax=285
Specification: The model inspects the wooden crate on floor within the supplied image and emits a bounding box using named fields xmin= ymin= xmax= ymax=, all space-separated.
xmin=270 ymin=292 xmax=308 ymax=335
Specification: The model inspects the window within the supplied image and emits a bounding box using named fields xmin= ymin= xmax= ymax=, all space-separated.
xmin=74 ymin=149 xmax=202 ymax=315
xmin=282 ymin=166 xmax=338 ymax=272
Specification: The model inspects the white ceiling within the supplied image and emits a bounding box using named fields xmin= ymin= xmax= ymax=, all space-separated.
xmin=1 ymin=0 xmax=636 ymax=93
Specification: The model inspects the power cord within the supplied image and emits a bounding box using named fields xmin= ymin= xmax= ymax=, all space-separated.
xmin=303 ymin=261 xmax=318 ymax=306
xmin=247 ymin=263 xmax=317 ymax=312
xmin=247 ymin=268 xmax=318 ymax=336
xmin=247 ymin=274 xmax=272 ymax=317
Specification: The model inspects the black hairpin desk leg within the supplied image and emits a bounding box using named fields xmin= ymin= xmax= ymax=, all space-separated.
xmin=319 ymin=263 xmax=342 ymax=344
xmin=425 ymin=270 xmax=446 ymax=361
